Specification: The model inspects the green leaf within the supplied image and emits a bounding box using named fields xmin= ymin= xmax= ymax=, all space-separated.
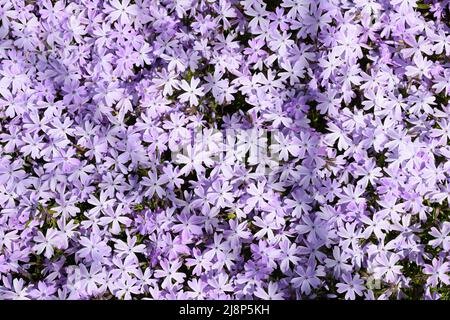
xmin=417 ymin=3 xmax=430 ymax=10
xmin=227 ymin=213 xmax=236 ymax=220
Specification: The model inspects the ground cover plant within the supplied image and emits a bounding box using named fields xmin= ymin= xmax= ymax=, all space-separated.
xmin=0 ymin=0 xmax=449 ymax=300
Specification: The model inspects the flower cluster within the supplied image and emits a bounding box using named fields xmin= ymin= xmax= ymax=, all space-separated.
xmin=1 ymin=0 xmax=450 ymax=300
